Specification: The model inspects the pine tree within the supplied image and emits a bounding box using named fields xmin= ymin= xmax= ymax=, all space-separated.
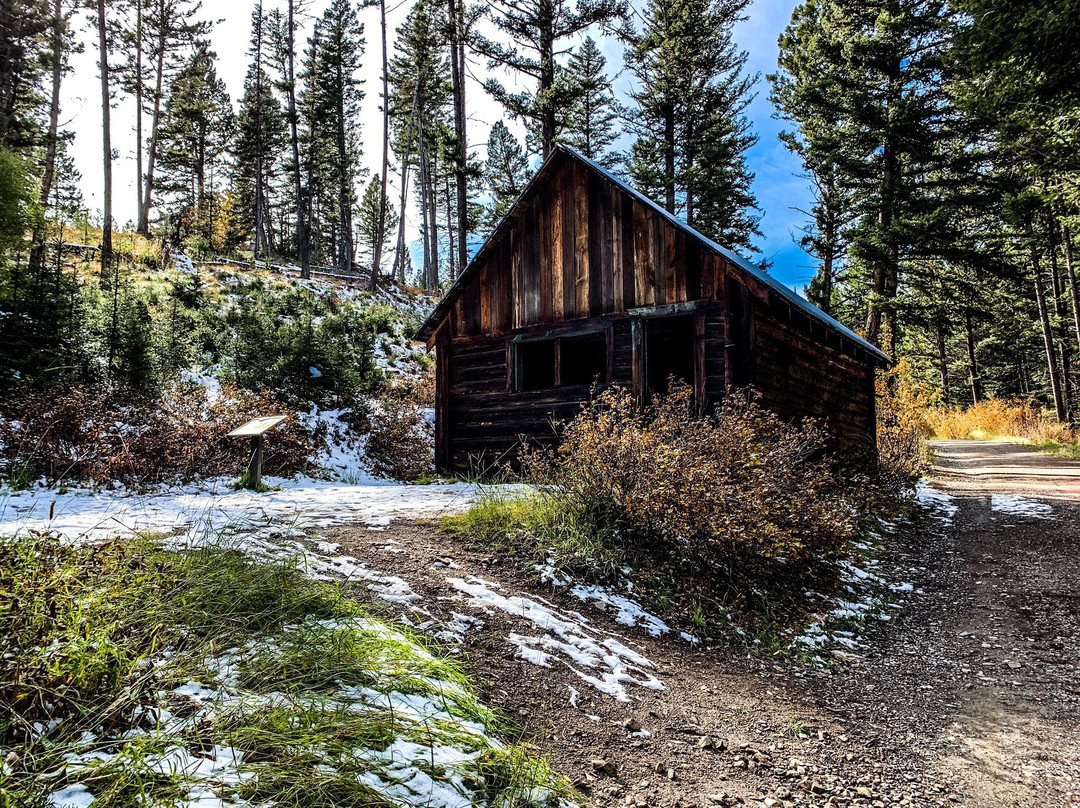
xmin=559 ymin=37 xmax=617 ymax=166
xmin=156 ymin=44 xmax=234 ymax=252
xmin=625 ymin=0 xmax=760 ymax=251
xmin=301 ymin=0 xmax=365 ymax=272
xmin=267 ymin=0 xmax=311 ymax=275
xmin=387 ymin=0 xmax=451 ymax=287
xmin=232 ymin=3 xmax=286 ymax=260
xmin=357 ymin=176 xmax=396 ymax=275
xmin=473 ymin=0 xmax=624 ymax=160
xmin=772 ymin=0 xmax=961 ymax=351
xmin=0 ymin=0 xmax=49 ymax=152
xmin=28 ymin=0 xmax=78 ymax=273
xmin=116 ymin=0 xmax=213 ymax=235
xmin=482 ymin=120 xmax=529 ymax=233
xmin=95 ymin=0 xmax=114 ymax=274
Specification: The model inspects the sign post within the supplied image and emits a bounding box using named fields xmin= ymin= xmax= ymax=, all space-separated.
xmin=227 ymin=416 xmax=288 ymax=490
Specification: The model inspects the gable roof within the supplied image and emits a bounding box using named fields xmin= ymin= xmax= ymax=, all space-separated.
xmin=415 ymin=145 xmax=890 ymax=365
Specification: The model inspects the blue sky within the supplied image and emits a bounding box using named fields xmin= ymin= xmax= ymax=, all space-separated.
xmin=63 ymin=0 xmax=814 ymax=289
xmin=733 ymin=0 xmax=814 ymax=288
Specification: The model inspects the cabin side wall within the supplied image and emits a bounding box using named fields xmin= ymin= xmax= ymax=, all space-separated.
xmin=750 ymin=298 xmax=878 ymax=452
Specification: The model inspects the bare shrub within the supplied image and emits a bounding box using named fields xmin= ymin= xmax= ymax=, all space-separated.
xmin=522 ymin=382 xmax=858 ymax=569
xmin=0 ymin=382 xmax=320 ymax=487
xmin=365 ymin=389 xmax=434 ymax=481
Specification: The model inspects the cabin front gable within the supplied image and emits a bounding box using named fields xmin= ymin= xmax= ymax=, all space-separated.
xmin=447 ymin=151 xmax=752 ymax=341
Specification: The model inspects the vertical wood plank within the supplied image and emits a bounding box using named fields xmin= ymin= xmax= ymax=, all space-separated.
xmin=480 ymin=264 xmax=491 ymax=333
xmin=694 ymin=309 xmax=706 ymax=415
xmin=525 ymin=204 xmax=542 ymax=324
xmin=653 ymin=216 xmax=667 ymax=305
xmin=563 ymin=168 xmax=577 ymax=319
xmin=631 ymin=317 xmax=645 ymax=409
xmin=575 ymin=161 xmax=590 ymax=317
xmin=634 ymin=202 xmax=650 ymax=306
xmin=588 ymin=170 xmax=603 ymax=316
xmin=511 ymin=225 xmax=523 ymax=329
xmin=600 ymin=180 xmax=614 ymax=313
xmin=551 ymin=168 xmax=564 ymax=321
xmin=621 ymin=193 xmax=635 ymax=310
xmin=664 ymin=224 xmax=676 ymax=304
xmin=605 ymin=325 xmax=614 ymax=384
xmin=539 ymin=196 xmax=553 ymax=323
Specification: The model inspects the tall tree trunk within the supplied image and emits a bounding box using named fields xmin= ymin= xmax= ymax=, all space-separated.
xmin=335 ymin=62 xmax=352 ymax=273
xmin=138 ymin=0 xmax=166 ymax=236
xmin=663 ymin=103 xmax=675 ymax=214
xmin=448 ymin=0 xmax=468 ymax=275
xmin=29 ymin=0 xmax=65 ymax=272
xmin=392 ymin=92 xmax=418 ymax=285
xmin=369 ymin=0 xmax=389 ymax=292
xmin=1047 ymin=220 xmax=1072 ymax=418
xmin=134 ymin=0 xmax=144 ymax=229
xmin=539 ymin=24 xmax=554 ymax=158
xmin=818 ymin=251 xmax=834 ymax=316
xmin=965 ymin=308 xmax=981 ymax=404
xmin=1061 ymin=223 xmax=1080 ymax=385
xmin=97 ymin=0 xmax=113 ymax=276
xmin=253 ymin=6 xmax=264 ymax=267
xmin=1029 ymin=222 xmax=1067 ymax=421
xmin=427 ymin=147 xmax=440 ymax=288
xmin=286 ymin=0 xmax=309 ymax=278
xmin=867 ymin=64 xmax=902 ymax=350
xmin=445 ymin=173 xmax=455 ymax=279
xmin=936 ymin=318 xmax=950 ymax=405
xmin=417 ymin=117 xmax=431 ymax=287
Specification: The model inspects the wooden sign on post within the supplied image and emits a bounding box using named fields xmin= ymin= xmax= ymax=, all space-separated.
xmin=227 ymin=416 xmax=288 ymax=490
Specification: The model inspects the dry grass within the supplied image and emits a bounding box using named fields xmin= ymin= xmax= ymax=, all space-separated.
xmin=926 ymin=398 xmax=1076 ymax=444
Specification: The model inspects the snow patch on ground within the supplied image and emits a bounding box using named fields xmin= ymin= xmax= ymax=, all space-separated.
xmin=916 ymin=484 xmax=959 ymax=524
xmin=990 ymin=495 xmax=1053 ymax=519
xmin=789 ymin=521 xmax=922 ymax=663
xmin=47 ymin=784 xmax=95 ymax=808
xmin=0 ymin=477 xmax=477 ymax=545
xmin=536 ymin=562 xmax=671 ymax=638
xmin=448 ymin=574 xmax=665 ymax=702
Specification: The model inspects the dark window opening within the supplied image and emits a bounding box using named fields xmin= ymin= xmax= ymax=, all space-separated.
xmin=645 ymin=314 xmax=696 ymax=397
xmin=560 ymin=332 xmax=608 ymax=387
xmin=516 ymin=339 xmax=556 ymax=391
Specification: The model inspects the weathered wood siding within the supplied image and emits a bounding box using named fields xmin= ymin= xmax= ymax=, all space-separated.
xmin=750 ymin=300 xmax=877 ymax=451
xmin=430 ymin=148 xmax=881 ymax=471
xmin=444 ymin=318 xmax=631 ymax=472
xmin=450 ymin=154 xmax=735 ymax=339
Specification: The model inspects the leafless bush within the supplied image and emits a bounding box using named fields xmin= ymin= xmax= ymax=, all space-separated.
xmin=523 ymin=382 xmax=859 ymax=569
xmin=365 ymin=389 xmax=434 ymax=481
xmin=0 ymin=382 xmax=319 ymax=487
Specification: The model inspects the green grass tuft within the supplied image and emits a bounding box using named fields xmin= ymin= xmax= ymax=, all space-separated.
xmin=0 ymin=532 xmax=572 ymax=808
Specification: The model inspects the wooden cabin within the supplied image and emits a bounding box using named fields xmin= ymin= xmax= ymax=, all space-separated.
xmin=416 ymin=146 xmax=891 ymax=474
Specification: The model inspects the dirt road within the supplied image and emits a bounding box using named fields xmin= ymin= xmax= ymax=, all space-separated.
xmin=327 ymin=441 xmax=1079 ymax=807
xmin=928 ymin=439 xmax=1080 ymax=500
